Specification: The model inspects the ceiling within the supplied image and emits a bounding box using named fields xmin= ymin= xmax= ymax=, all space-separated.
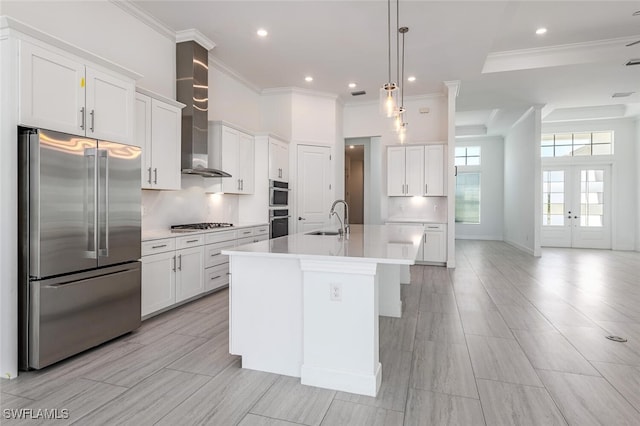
xmin=132 ymin=0 xmax=640 ymax=135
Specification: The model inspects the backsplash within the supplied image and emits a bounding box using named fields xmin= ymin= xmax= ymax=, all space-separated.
xmin=142 ymin=175 xmax=239 ymax=231
xmin=387 ymin=196 xmax=448 ymax=223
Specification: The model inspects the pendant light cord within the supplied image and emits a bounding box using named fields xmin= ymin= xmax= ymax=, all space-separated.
xmin=396 ymin=0 xmax=399 ymax=89
xmin=387 ymin=0 xmax=391 ymax=83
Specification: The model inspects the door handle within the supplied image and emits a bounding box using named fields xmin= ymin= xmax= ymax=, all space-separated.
xmin=238 ymin=179 xmax=241 ymax=190
xmin=98 ymin=149 xmax=109 ymax=258
xmin=80 ymin=107 xmax=86 ymax=130
xmin=298 ymin=217 xmax=306 ymax=221
xmin=172 ymin=255 xmax=176 ymax=272
xmin=84 ymin=147 xmax=97 ymax=259
xmin=89 ymin=109 xmax=95 ymax=132
xmin=154 ymin=168 xmax=158 ymax=184
xmin=425 ymin=183 xmax=428 ymax=194
xmin=147 ymin=167 xmax=152 ymax=184
xmin=178 ymin=254 xmax=182 ymax=271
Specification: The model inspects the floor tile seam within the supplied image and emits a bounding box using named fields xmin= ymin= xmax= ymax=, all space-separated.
xmin=242 ymin=412 xmax=307 ymax=426
xmin=0 ymin=390 xmax=37 ymax=401
xmin=402 ymin=267 xmax=425 ymax=422
xmin=449 ymin=252 xmax=488 ymax=426
xmin=163 ymin=360 xmax=237 ymax=378
xmin=408 ymin=381 xmax=479 ymax=401
xmin=244 ymin=373 xmax=286 ymax=423
xmin=151 ymin=363 xmax=236 ymax=426
xmin=461 ymin=330 xmax=515 ymax=339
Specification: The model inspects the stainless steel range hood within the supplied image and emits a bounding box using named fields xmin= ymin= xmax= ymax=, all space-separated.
xmin=176 ymin=40 xmax=231 ymax=178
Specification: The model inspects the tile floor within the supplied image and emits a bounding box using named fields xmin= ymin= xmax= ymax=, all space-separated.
xmin=2 ymin=240 xmax=640 ymax=425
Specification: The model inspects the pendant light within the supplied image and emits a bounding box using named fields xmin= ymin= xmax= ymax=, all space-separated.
xmin=380 ymin=0 xmax=397 ymax=117
xmin=397 ymin=26 xmax=409 ymax=143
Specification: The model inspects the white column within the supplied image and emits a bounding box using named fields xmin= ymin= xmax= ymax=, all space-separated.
xmin=299 ymin=260 xmax=381 ymax=397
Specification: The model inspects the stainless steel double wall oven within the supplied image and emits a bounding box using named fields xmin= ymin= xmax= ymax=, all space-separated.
xmin=269 ymin=180 xmax=289 ymax=239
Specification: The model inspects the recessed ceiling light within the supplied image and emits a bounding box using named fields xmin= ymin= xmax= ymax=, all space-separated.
xmin=349 ymin=145 xmax=355 ymax=149
xmin=407 ymin=76 xmax=416 ymax=82
xmin=257 ymin=29 xmax=268 ymax=37
xmin=348 ymin=82 xmax=357 ymax=88
xmin=536 ymin=27 xmax=547 ymax=35
xmin=305 ymin=76 xmax=313 ymax=82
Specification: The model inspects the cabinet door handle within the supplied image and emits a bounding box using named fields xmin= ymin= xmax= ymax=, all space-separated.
xmin=152 ymin=244 xmax=167 ymax=249
xmin=178 ymin=254 xmax=182 ymax=270
xmin=238 ymin=179 xmax=241 ymax=190
xmin=425 ymin=183 xmax=428 ymax=194
xmin=89 ymin=109 xmax=95 ymax=132
xmin=424 ymin=234 xmax=426 ymax=244
xmin=241 ymin=179 xmax=244 ymax=191
xmin=186 ymin=239 xmax=199 ymax=243
xmin=154 ymin=168 xmax=158 ymax=184
xmin=172 ymin=255 xmax=176 ymax=272
xmin=80 ymin=107 xmax=86 ymax=130
xmin=210 ymin=275 xmax=222 ymax=281
xmin=147 ymin=167 xmax=152 ymax=184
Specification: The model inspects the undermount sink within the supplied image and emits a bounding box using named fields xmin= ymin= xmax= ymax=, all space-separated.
xmin=306 ymin=230 xmax=341 ymax=236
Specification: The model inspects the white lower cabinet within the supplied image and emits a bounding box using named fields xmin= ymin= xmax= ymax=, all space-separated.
xmin=423 ymin=224 xmax=447 ymax=263
xmin=141 ymin=250 xmax=176 ymax=317
xmin=175 ymin=245 xmax=204 ymax=303
xmin=386 ymin=222 xmax=447 ymax=264
xmin=142 ymin=225 xmax=269 ymax=318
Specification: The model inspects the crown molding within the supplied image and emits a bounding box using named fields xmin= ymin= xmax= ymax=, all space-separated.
xmin=261 ymin=87 xmax=339 ymax=101
xmin=343 ymin=91 xmax=445 ymax=108
xmin=483 ymin=35 xmax=640 ymax=73
xmin=208 ymin=56 xmax=262 ymax=94
xmin=176 ymin=29 xmax=216 ymax=51
xmin=109 ymin=0 xmax=175 ymax=41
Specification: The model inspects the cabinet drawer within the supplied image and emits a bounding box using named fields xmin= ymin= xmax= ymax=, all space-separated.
xmin=253 ymin=225 xmax=269 ymax=236
xmin=424 ymin=223 xmax=445 ymax=231
xmin=205 ymin=263 xmax=229 ymax=292
xmin=142 ymin=238 xmax=175 ymax=256
xmin=205 ymin=241 xmax=235 ymax=268
xmin=236 ymin=228 xmax=255 ymax=238
xmin=236 ymin=236 xmax=258 ymax=247
xmin=176 ymin=234 xmax=204 ymax=249
xmin=254 ymin=233 xmax=269 ymax=242
xmin=205 ymin=230 xmax=237 ymax=244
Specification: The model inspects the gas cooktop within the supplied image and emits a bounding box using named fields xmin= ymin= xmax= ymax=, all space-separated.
xmin=171 ymin=222 xmax=234 ymax=230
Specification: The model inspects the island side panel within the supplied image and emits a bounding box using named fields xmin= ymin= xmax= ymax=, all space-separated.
xmin=229 ymin=255 xmax=303 ymax=377
xmin=299 ymin=260 xmax=381 ymax=397
xmin=378 ymin=264 xmax=402 ymax=318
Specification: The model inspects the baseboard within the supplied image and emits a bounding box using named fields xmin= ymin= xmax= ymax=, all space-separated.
xmin=504 ymin=239 xmax=536 ymax=256
xmin=455 ymin=235 xmax=503 ymax=241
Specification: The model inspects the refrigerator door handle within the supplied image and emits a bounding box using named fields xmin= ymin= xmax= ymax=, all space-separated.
xmin=84 ymin=147 xmax=98 ymax=259
xmin=98 ymin=149 xmax=109 ymax=258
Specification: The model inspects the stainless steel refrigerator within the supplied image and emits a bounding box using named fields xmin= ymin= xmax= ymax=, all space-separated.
xmin=18 ymin=127 xmax=142 ymax=370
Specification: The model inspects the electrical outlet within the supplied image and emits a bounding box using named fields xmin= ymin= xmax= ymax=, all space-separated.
xmin=330 ymin=283 xmax=342 ymax=302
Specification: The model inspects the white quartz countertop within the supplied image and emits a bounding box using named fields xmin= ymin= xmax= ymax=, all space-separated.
xmin=223 ymin=224 xmax=424 ymax=265
xmin=142 ymin=222 xmax=268 ymax=241
xmin=386 ymin=217 xmax=446 ymax=224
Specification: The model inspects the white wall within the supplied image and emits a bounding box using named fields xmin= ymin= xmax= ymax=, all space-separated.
xmin=209 ymin=65 xmax=262 ymax=131
xmin=504 ymin=108 xmax=539 ymax=255
xmin=455 ymin=136 xmax=504 ymax=240
xmin=261 ymin=91 xmax=293 ymax=140
xmin=542 ymin=118 xmax=637 ymax=251
xmin=3 ymin=1 xmax=176 ymax=98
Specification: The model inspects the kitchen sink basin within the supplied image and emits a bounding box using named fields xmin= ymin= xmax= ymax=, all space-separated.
xmin=306 ymin=230 xmax=341 ymax=236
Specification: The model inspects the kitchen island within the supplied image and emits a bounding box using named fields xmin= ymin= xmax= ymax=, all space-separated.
xmin=222 ymin=224 xmax=423 ymax=397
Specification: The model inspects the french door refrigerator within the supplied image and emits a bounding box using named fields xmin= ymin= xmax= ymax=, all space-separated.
xmin=18 ymin=127 xmax=142 ymax=370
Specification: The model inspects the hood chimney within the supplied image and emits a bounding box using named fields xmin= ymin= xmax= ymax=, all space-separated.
xmin=176 ymin=32 xmax=230 ymax=178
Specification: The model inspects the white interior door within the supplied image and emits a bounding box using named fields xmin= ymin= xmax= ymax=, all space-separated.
xmin=296 ymin=145 xmax=332 ymax=234
xmin=542 ymin=165 xmax=611 ymax=249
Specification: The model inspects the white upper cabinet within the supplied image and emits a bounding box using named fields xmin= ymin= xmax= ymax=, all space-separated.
xmin=269 ymin=137 xmax=289 ymax=182
xmin=387 ymin=144 xmax=446 ymax=197
xmin=387 ymin=145 xmax=424 ymax=196
xmin=135 ymin=90 xmax=183 ymax=190
xmin=19 ymin=41 xmax=135 ymax=144
xmin=424 ymin=144 xmax=445 ymax=196
xmin=209 ymin=122 xmax=255 ymax=194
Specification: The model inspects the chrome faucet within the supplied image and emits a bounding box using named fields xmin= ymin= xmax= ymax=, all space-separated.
xmin=329 ymin=199 xmax=350 ymax=236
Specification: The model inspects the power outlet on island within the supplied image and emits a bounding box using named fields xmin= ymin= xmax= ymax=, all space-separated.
xmin=330 ymin=283 xmax=342 ymax=302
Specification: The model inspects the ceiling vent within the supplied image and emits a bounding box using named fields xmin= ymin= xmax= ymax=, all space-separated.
xmin=612 ymin=92 xmax=635 ymax=98
xmin=351 ymin=90 xmax=366 ymax=96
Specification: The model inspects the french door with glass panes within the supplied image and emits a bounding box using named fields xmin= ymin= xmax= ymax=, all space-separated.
xmin=542 ymin=165 xmax=611 ymax=249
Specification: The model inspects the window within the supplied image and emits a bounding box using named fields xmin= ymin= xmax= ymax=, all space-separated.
xmin=542 ymin=170 xmax=565 ymax=226
xmin=456 ymin=172 xmax=480 ymax=224
xmin=541 ymin=131 xmax=613 ymax=157
xmin=455 ymin=146 xmax=480 ymax=166
xmin=455 ymin=145 xmax=481 ymax=224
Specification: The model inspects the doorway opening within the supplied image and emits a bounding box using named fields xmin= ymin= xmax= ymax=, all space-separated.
xmin=345 ymin=144 xmax=364 ymax=224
